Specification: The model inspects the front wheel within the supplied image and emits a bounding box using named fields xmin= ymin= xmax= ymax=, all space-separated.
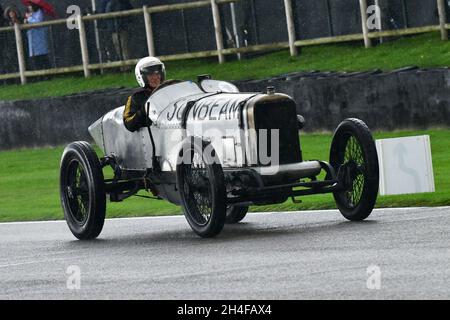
xmin=60 ymin=141 xmax=106 ymax=240
xmin=330 ymin=118 xmax=379 ymax=221
xmin=176 ymin=138 xmax=227 ymax=238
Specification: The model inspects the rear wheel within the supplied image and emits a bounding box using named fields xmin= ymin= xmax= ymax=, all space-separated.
xmin=330 ymin=119 xmax=379 ymax=221
xmin=60 ymin=141 xmax=106 ymax=240
xmin=225 ymin=205 xmax=249 ymax=224
xmin=177 ymin=138 xmax=226 ymax=238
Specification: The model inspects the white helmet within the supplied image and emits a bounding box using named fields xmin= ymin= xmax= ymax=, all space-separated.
xmin=135 ymin=56 xmax=166 ymax=88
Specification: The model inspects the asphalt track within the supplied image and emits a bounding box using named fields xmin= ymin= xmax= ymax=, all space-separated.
xmin=0 ymin=207 xmax=449 ymax=300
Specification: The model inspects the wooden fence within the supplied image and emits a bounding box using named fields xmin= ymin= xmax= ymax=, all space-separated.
xmin=0 ymin=0 xmax=448 ymax=84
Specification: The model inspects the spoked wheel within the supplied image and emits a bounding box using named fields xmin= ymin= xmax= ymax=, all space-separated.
xmin=60 ymin=141 xmax=106 ymax=240
xmin=177 ymin=138 xmax=226 ymax=238
xmin=330 ymin=118 xmax=379 ymax=221
xmin=66 ymin=160 xmax=90 ymax=224
xmin=225 ymin=205 xmax=249 ymax=224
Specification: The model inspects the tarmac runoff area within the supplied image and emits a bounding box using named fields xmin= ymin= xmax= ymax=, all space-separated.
xmin=0 ymin=207 xmax=449 ymax=299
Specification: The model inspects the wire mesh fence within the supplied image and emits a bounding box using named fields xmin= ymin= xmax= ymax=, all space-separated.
xmin=0 ymin=29 xmax=19 ymax=79
xmin=0 ymin=0 xmax=448 ymax=85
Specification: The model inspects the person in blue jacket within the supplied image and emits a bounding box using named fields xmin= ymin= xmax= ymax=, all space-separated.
xmin=24 ymin=4 xmax=50 ymax=71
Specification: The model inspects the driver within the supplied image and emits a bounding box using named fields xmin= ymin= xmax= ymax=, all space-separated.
xmin=123 ymin=56 xmax=167 ymax=132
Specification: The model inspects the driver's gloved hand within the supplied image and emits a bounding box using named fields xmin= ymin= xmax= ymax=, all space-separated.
xmin=136 ymin=108 xmax=151 ymax=127
xmin=144 ymin=117 xmax=153 ymax=127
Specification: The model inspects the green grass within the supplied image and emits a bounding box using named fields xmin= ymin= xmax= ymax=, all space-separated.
xmin=0 ymin=129 xmax=448 ymax=222
xmin=1 ymin=32 xmax=449 ymax=101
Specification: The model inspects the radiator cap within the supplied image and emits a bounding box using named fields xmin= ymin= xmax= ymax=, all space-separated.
xmin=266 ymin=86 xmax=275 ymax=95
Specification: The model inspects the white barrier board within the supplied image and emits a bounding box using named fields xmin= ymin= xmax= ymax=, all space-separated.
xmin=376 ymin=135 xmax=435 ymax=196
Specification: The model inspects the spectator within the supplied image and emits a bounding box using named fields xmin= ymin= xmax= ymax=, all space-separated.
xmin=24 ymin=4 xmax=50 ymax=71
xmin=1 ymin=6 xmax=22 ymax=82
xmin=105 ymin=0 xmax=132 ymax=62
xmin=4 ymin=6 xmax=22 ymax=26
xmin=97 ymin=0 xmax=110 ymax=15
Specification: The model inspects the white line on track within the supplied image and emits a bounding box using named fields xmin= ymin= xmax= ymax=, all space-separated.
xmin=0 ymin=207 xmax=447 ymax=226
xmin=0 ymin=257 xmax=71 ymax=269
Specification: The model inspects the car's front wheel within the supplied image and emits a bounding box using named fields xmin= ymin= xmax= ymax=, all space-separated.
xmin=60 ymin=141 xmax=106 ymax=240
xmin=177 ymin=138 xmax=227 ymax=238
xmin=330 ymin=118 xmax=379 ymax=221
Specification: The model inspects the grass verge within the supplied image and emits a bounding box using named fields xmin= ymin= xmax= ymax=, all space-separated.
xmin=0 ymin=129 xmax=448 ymax=222
xmin=0 ymin=32 xmax=449 ymax=101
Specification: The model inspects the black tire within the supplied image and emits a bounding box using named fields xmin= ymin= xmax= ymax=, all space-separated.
xmin=60 ymin=141 xmax=106 ymax=240
xmin=176 ymin=138 xmax=227 ymax=238
xmin=330 ymin=118 xmax=379 ymax=221
xmin=225 ymin=205 xmax=249 ymax=224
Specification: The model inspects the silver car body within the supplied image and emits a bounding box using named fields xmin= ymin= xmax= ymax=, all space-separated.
xmin=89 ymin=80 xmax=321 ymax=178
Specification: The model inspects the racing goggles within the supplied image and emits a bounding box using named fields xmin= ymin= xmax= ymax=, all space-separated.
xmin=142 ymin=65 xmax=164 ymax=77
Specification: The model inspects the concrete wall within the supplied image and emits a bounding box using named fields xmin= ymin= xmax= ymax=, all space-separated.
xmin=0 ymin=88 xmax=132 ymax=150
xmin=0 ymin=68 xmax=449 ymax=150
xmin=236 ymin=67 xmax=450 ymax=132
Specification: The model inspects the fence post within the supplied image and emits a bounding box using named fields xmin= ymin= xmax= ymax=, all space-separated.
xmin=14 ymin=23 xmax=27 ymax=85
xmin=284 ymin=0 xmax=298 ymax=56
xmin=143 ymin=6 xmax=156 ymax=56
xmin=437 ymin=0 xmax=448 ymax=41
xmin=211 ymin=0 xmax=225 ymax=64
xmin=359 ymin=0 xmax=372 ymax=48
xmin=77 ymin=14 xmax=90 ymax=77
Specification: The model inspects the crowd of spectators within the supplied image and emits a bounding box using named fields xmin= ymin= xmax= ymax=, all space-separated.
xmin=0 ymin=2 xmax=51 ymax=82
xmin=0 ymin=0 xmax=134 ymax=81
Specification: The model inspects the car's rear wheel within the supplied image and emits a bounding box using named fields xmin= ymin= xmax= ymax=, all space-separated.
xmin=177 ymin=138 xmax=226 ymax=238
xmin=60 ymin=141 xmax=106 ymax=240
xmin=225 ymin=205 xmax=249 ymax=224
xmin=330 ymin=118 xmax=379 ymax=221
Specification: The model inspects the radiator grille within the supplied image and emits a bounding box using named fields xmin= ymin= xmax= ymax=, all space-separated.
xmin=253 ymin=99 xmax=302 ymax=166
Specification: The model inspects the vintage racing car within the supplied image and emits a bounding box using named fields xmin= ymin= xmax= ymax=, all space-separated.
xmin=59 ymin=77 xmax=379 ymax=239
